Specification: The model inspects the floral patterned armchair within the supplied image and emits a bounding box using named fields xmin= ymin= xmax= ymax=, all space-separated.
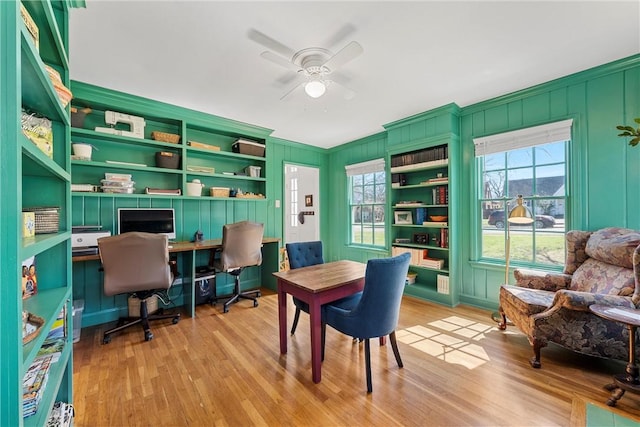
xmin=498 ymin=227 xmax=640 ymax=368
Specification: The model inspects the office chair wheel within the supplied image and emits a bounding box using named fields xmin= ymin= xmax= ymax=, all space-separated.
xmin=172 ymin=316 xmax=180 ymax=324
xmin=103 ymin=335 xmax=111 ymax=344
xmin=256 ymin=291 xmax=262 ymax=297
xmin=145 ymin=331 xmax=154 ymax=341
xmin=223 ymin=306 xmax=229 ymax=313
xmin=253 ymin=300 xmax=259 ymax=307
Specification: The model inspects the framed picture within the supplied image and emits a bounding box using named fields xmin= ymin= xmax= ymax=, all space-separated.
xmin=305 ymin=194 xmax=313 ymax=207
xmin=394 ymin=211 xmax=413 ymax=225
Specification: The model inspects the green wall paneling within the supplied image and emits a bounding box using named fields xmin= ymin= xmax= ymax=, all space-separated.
xmin=325 ymin=132 xmax=388 ymax=262
xmin=457 ymin=54 xmax=640 ymax=311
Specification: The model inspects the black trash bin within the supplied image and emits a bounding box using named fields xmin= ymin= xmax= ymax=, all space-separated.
xmin=195 ymin=266 xmax=216 ymax=305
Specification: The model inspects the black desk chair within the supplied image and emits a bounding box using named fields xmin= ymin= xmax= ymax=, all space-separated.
xmin=212 ymin=221 xmax=264 ymax=313
xmin=98 ymin=232 xmax=180 ymax=344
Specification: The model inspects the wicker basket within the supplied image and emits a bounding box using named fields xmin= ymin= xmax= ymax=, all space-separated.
xmin=22 ymin=207 xmax=60 ymax=234
xmin=210 ymin=187 xmax=230 ymax=198
xmin=151 ymin=131 xmax=180 ymax=144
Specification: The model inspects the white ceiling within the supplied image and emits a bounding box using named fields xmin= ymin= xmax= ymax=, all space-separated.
xmin=69 ymin=1 xmax=640 ymax=149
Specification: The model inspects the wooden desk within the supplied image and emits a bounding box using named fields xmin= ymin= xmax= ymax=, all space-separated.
xmin=273 ymin=260 xmax=366 ymax=383
xmin=73 ymin=237 xmax=280 ymax=322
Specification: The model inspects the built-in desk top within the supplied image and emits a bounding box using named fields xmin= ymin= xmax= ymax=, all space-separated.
xmin=72 ymin=237 xmax=280 ymax=262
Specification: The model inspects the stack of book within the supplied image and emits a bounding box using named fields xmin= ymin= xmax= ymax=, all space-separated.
xmin=23 ymin=354 xmax=54 ymax=418
xmin=419 ymin=257 xmax=445 ymax=270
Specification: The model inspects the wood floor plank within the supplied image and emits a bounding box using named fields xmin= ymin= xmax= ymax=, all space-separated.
xmin=72 ymin=291 xmax=640 ymax=426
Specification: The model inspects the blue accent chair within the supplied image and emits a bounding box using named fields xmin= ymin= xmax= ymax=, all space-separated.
xmin=322 ymin=252 xmax=411 ymax=393
xmin=286 ymin=241 xmax=324 ymax=334
xmin=285 ymin=241 xmax=361 ymax=335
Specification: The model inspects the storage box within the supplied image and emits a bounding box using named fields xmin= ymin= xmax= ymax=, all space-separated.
xmin=22 ymin=207 xmax=60 ymax=234
xmin=151 ymin=131 xmax=180 ymax=144
xmin=155 ymin=151 xmax=180 ymax=169
xmin=210 ymin=187 xmax=230 ymax=197
xmin=104 ymin=173 xmax=132 ymax=181
xmin=72 ymin=299 xmax=84 ymax=343
xmin=128 ymin=295 xmax=159 ymax=317
xmin=232 ymin=139 xmax=265 ymax=157
xmin=244 ymin=166 xmax=261 ymax=177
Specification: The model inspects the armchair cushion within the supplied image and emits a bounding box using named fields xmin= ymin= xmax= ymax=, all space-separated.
xmin=585 ymin=227 xmax=640 ymax=269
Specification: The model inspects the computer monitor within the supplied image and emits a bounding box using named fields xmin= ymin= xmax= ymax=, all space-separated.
xmin=117 ymin=208 xmax=176 ymax=240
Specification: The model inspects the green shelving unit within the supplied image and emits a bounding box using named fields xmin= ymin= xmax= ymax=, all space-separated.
xmin=1 ymin=1 xmax=74 ymax=425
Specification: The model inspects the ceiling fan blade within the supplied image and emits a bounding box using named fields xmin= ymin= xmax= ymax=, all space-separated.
xmin=280 ymin=81 xmax=305 ymax=101
xmin=248 ymin=29 xmax=295 ymax=58
xmin=323 ymin=23 xmax=356 ymax=48
xmin=260 ymin=51 xmax=304 ymax=72
xmin=326 ymin=79 xmax=356 ymax=101
xmin=322 ymin=41 xmax=363 ymax=73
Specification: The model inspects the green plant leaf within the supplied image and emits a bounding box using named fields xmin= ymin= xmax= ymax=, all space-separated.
xmin=631 ymin=137 xmax=640 ymax=147
xmin=634 ymin=117 xmax=640 ymax=125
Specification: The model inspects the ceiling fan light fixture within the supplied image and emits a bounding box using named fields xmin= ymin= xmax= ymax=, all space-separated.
xmin=304 ymin=79 xmax=326 ymax=98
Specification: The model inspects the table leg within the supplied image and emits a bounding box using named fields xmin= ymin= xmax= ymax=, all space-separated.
xmin=624 ymin=325 xmax=639 ymax=383
xmin=309 ymin=299 xmax=322 ymax=383
xmin=278 ymin=284 xmax=287 ymax=354
xmin=605 ymin=324 xmax=640 ymax=407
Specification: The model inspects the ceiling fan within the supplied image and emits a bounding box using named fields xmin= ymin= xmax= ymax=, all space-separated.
xmin=248 ymin=29 xmax=363 ymax=101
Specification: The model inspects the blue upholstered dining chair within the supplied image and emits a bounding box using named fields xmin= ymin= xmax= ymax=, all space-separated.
xmin=285 ymin=241 xmax=325 ymax=334
xmin=285 ymin=241 xmax=361 ymax=335
xmin=322 ymin=252 xmax=411 ymax=393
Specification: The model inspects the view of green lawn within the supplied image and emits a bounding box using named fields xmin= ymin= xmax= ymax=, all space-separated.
xmin=353 ymin=225 xmax=385 ymax=246
xmin=482 ymin=231 xmax=565 ymax=265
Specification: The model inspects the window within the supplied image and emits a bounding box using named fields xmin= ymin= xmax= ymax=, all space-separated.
xmin=346 ymin=159 xmax=386 ymax=246
xmin=474 ymin=120 xmax=572 ymax=267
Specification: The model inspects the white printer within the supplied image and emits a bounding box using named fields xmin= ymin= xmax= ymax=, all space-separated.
xmin=71 ymin=225 xmax=111 ymax=255
xmin=71 ymin=229 xmax=111 ymax=249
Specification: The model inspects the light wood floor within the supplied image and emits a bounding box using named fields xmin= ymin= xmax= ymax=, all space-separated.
xmin=72 ymin=290 xmax=640 ymax=426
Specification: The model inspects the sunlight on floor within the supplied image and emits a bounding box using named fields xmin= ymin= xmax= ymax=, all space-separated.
xmin=397 ymin=315 xmax=494 ymax=369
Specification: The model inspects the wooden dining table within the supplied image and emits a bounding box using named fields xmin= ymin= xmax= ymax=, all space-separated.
xmin=273 ymin=260 xmax=367 ymax=383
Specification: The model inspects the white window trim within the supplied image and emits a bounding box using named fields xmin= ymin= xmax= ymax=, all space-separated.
xmin=473 ymin=119 xmax=573 ymax=156
xmin=345 ymin=158 xmax=385 ymax=176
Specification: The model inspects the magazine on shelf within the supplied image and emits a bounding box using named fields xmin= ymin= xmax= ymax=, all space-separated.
xmin=23 ymin=354 xmax=53 ymax=395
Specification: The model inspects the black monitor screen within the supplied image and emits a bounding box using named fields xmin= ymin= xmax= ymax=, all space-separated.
xmin=117 ymin=208 xmax=176 ymax=240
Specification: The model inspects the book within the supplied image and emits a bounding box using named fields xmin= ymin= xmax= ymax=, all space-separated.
xmin=21 ymin=256 xmax=37 ymax=299
xmin=23 ymin=354 xmax=53 ymax=395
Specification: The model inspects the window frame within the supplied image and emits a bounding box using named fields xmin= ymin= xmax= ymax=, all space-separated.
xmin=345 ymin=159 xmax=386 ymax=248
xmin=473 ymin=120 xmax=572 ymax=270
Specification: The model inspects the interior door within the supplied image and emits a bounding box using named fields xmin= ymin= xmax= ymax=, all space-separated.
xmin=284 ymin=164 xmax=319 ymax=244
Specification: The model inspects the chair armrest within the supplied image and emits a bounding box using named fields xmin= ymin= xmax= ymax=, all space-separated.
xmin=551 ymin=290 xmax=636 ymax=312
xmin=514 ymin=268 xmax=571 ymax=291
